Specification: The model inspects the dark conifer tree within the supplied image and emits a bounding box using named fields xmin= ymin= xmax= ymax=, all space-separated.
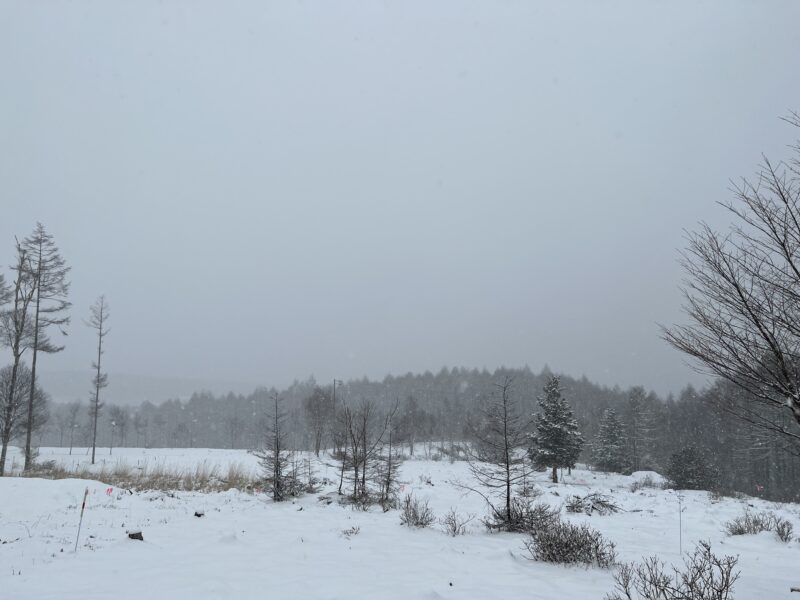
xmin=591 ymin=408 xmax=628 ymax=473
xmin=530 ymin=376 xmax=584 ymax=483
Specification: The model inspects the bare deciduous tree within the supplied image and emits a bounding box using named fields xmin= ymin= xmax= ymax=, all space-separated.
xmin=133 ymin=411 xmax=148 ymax=448
xmin=109 ymin=405 xmax=129 ymax=448
xmin=87 ymin=296 xmax=109 ymax=465
xmin=66 ymin=401 xmax=81 ymax=455
xmin=303 ymin=386 xmax=333 ymax=456
xmin=0 ymin=273 xmax=11 ymax=312
xmin=624 ymin=387 xmax=657 ymax=472
xmin=375 ymin=408 xmax=403 ymax=508
xmin=223 ymin=414 xmax=244 ymax=449
xmin=0 ymin=364 xmax=30 ymax=475
xmin=334 ymin=398 xmax=396 ymax=502
xmin=0 ymin=364 xmax=48 ymax=474
xmin=664 ymin=114 xmax=800 ymax=442
xmin=0 ymin=242 xmax=37 ymax=474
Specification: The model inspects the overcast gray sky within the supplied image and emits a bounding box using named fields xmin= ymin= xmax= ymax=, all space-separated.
xmin=2 ymin=0 xmax=800 ymax=397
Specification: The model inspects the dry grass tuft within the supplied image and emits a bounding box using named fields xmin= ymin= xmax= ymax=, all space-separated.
xmin=22 ymin=459 xmax=259 ymax=492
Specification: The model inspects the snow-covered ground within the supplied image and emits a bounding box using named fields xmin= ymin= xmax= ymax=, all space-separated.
xmin=1 ymin=447 xmax=798 ymax=599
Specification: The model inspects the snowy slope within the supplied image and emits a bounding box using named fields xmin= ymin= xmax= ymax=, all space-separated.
xmin=1 ymin=448 xmax=798 ymax=599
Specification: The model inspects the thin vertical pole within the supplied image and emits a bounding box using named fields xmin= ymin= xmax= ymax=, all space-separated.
xmin=678 ymin=493 xmax=683 ymax=555
xmin=75 ymin=487 xmax=89 ymax=552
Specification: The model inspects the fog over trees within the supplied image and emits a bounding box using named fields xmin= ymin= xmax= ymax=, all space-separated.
xmin=5 ymin=124 xmax=800 ymax=500
xmin=0 ymin=211 xmax=797 ymax=500
xmin=27 ymin=365 xmax=798 ymax=502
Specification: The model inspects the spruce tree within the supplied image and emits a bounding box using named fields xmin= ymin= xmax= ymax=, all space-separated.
xmin=666 ymin=445 xmax=719 ymax=490
xmin=591 ymin=408 xmax=628 ymax=473
xmin=529 ymin=376 xmax=584 ymax=483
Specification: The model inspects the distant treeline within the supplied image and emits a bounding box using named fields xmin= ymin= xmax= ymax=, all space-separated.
xmin=38 ymin=366 xmax=800 ymax=501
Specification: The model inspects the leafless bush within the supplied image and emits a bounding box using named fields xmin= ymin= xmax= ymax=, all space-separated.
xmin=723 ymin=510 xmax=793 ymax=542
xmin=341 ymin=526 xmax=360 ymax=538
xmin=774 ymin=517 xmax=794 ymax=543
xmin=565 ymin=493 xmax=621 ymax=516
xmin=524 ymin=519 xmax=616 ymax=567
xmin=518 ymin=482 xmax=542 ymax=499
xmin=348 ymin=492 xmax=375 ymax=511
xmin=724 ymin=510 xmax=772 ymax=536
xmin=485 ymin=498 xmax=560 ymax=533
xmin=443 ymin=442 xmax=468 ymax=461
xmin=605 ymin=541 xmax=739 ymax=600
xmin=439 ymin=508 xmax=475 ymax=536
xmin=380 ymin=494 xmax=400 ymax=512
xmin=565 ymin=495 xmax=584 ymax=513
xmin=28 ymin=459 xmax=57 ymax=473
xmin=400 ymin=494 xmax=435 ymax=528
xmin=629 ymin=475 xmax=658 ymax=493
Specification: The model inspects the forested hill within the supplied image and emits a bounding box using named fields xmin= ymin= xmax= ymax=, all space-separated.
xmin=38 ymin=365 xmax=800 ymax=500
xmin=43 ymin=365 xmax=663 ymax=454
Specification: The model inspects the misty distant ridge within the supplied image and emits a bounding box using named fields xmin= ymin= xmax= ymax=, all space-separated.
xmin=39 ymin=366 xmax=666 ymax=408
xmin=38 ymin=371 xmax=259 ymax=406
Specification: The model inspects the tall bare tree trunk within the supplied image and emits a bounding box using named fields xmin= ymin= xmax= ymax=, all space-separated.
xmin=0 ymin=362 xmax=21 ymax=476
xmin=23 ymin=278 xmax=41 ymax=470
xmin=91 ymin=328 xmax=103 ymax=465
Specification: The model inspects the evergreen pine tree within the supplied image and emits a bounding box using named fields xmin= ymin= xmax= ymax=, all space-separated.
xmin=529 ymin=376 xmax=584 ymax=483
xmin=591 ymin=408 xmax=628 ymax=473
xmin=666 ymin=445 xmax=719 ymax=491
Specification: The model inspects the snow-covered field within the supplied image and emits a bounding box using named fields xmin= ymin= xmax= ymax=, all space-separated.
xmin=1 ymin=447 xmax=799 ymax=599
